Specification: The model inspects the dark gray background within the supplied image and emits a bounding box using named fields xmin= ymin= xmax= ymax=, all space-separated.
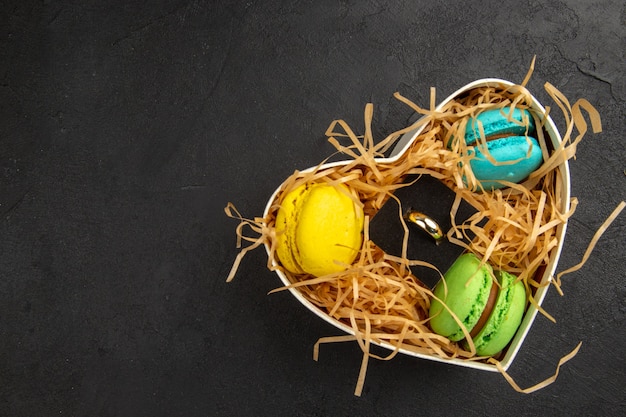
xmin=2 ymin=1 xmax=625 ymax=416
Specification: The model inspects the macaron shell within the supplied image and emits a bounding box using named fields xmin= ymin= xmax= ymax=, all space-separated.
xmin=470 ymin=270 xmax=527 ymax=356
xmin=465 ymin=108 xmax=535 ymax=145
xmin=429 ymin=253 xmax=494 ymax=342
xmin=295 ymin=184 xmax=364 ymax=276
xmin=275 ymin=184 xmax=308 ymax=274
xmin=468 ymin=135 xmax=543 ymax=189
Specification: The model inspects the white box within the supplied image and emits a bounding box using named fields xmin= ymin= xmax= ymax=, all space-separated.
xmin=263 ymin=79 xmax=569 ymax=372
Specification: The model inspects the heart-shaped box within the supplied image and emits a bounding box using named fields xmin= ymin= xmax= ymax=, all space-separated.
xmin=262 ymin=78 xmax=570 ymax=372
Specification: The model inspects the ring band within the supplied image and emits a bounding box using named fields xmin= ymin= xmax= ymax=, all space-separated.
xmin=404 ymin=210 xmax=445 ymax=245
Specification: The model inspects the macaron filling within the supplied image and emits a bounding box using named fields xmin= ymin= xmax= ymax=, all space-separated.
xmin=469 ymin=270 xmax=526 ymax=356
xmin=469 ymin=280 xmax=499 ymax=338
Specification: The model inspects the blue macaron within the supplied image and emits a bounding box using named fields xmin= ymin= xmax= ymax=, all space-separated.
xmin=460 ymin=108 xmax=543 ymax=190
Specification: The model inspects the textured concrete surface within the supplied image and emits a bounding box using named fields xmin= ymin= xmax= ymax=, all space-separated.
xmin=1 ymin=1 xmax=625 ymax=415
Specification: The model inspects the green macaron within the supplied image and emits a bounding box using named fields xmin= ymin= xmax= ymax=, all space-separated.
xmin=429 ymin=253 xmax=527 ymax=356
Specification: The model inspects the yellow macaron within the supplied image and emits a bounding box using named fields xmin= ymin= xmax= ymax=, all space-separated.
xmin=275 ymin=182 xmax=364 ymax=277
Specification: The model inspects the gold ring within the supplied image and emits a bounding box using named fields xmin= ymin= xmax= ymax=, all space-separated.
xmin=404 ymin=210 xmax=445 ymax=245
